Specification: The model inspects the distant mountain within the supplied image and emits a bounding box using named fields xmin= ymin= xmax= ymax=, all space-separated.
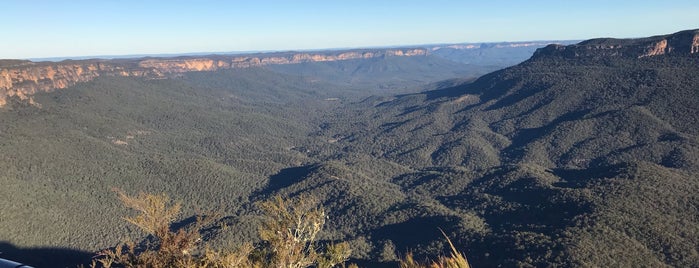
xmin=0 ymin=48 xmax=431 ymax=106
xmin=426 ymin=41 xmax=577 ymax=67
xmin=0 ymin=41 xmax=568 ymax=108
xmin=264 ymin=55 xmax=485 ymax=93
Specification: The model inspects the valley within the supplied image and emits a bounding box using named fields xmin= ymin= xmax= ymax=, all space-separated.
xmin=1 ymin=30 xmax=698 ymax=267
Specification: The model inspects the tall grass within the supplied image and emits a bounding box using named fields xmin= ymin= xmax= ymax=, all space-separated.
xmin=398 ymin=230 xmax=470 ymax=268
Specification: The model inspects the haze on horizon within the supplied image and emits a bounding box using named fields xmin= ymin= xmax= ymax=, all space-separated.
xmin=2 ymin=0 xmax=697 ymax=60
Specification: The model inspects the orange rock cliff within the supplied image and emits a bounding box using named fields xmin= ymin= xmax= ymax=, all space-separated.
xmin=0 ymin=48 xmax=429 ymax=106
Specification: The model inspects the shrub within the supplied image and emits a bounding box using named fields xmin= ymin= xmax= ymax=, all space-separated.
xmin=92 ymin=189 xmax=221 ymax=267
xmin=91 ymin=190 xmax=350 ymax=268
xmin=256 ymin=195 xmax=351 ymax=268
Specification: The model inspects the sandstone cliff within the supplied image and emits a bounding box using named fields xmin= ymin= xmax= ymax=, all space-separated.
xmin=532 ymin=29 xmax=699 ymax=60
xmin=0 ymin=48 xmax=429 ymax=106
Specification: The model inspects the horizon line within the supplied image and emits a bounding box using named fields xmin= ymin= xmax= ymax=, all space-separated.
xmin=20 ymin=39 xmax=579 ymax=63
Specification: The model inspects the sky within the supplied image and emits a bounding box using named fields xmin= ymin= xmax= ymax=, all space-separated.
xmin=2 ymin=0 xmax=698 ymax=59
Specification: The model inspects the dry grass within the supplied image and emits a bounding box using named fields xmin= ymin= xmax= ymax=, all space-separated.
xmin=399 ymin=231 xmax=470 ymax=268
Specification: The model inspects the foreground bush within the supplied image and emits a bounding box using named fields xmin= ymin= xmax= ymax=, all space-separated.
xmin=256 ymin=195 xmax=352 ymax=268
xmin=92 ymin=190 xmax=351 ymax=268
xmin=92 ymin=189 xmax=468 ymax=268
xmin=92 ymin=189 xmax=224 ymax=267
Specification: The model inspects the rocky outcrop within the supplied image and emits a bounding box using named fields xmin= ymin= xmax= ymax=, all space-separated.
xmin=0 ymin=48 xmax=429 ymax=106
xmin=138 ymin=58 xmax=227 ymax=73
xmin=532 ymin=29 xmax=699 ymax=60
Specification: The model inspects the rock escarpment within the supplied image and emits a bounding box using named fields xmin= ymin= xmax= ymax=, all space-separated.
xmin=532 ymin=29 xmax=699 ymax=60
xmin=0 ymin=48 xmax=428 ymax=106
xmin=0 ymin=61 xmax=155 ymax=106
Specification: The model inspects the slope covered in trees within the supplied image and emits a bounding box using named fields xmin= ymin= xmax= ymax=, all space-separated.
xmin=311 ymin=31 xmax=699 ymax=266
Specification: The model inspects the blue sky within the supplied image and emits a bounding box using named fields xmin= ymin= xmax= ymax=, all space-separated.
xmin=2 ymin=0 xmax=697 ymax=59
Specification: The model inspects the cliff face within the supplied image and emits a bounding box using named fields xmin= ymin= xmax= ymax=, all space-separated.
xmin=0 ymin=48 xmax=429 ymax=106
xmin=137 ymin=49 xmax=428 ymax=72
xmin=532 ymin=29 xmax=699 ymax=60
xmin=0 ymin=62 xmax=157 ymax=106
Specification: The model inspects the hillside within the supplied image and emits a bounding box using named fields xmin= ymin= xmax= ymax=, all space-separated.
xmin=0 ymin=30 xmax=697 ymax=267
xmin=311 ymin=29 xmax=699 ymax=266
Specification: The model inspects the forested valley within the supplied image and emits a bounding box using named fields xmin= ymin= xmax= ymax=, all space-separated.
xmin=1 ymin=31 xmax=698 ymax=267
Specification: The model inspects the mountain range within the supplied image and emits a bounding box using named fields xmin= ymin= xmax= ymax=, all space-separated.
xmin=0 ymin=30 xmax=697 ymax=267
xmin=0 ymin=41 xmax=569 ymax=107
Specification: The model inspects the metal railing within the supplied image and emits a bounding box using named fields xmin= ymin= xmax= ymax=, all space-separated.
xmin=0 ymin=258 xmax=34 ymax=268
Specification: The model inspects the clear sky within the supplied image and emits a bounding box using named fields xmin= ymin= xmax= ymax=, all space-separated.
xmin=2 ymin=0 xmax=697 ymax=59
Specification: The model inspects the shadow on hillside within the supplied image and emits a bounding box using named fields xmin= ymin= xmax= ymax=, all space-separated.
xmin=422 ymin=84 xmax=471 ymax=101
xmin=551 ymin=163 xmax=629 ymax=189
xmin=371 ymin=216 xmax=461 ymax=254
xmin=257 ymin=164 xmax=317 ymax=194
xmin=435 ymin=165 xmax=607 ymax=266
xmin=513 ymin=109 xmax=592 ymax=145
xmin=0 ymin=241 xmax=93 ymax=267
